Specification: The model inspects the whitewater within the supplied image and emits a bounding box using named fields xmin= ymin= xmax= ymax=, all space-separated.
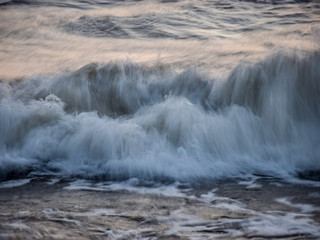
xmin=0 ymin=0 xmax=320 ymax=183
xmin=2 ymin=1 xmax=320 ymax=239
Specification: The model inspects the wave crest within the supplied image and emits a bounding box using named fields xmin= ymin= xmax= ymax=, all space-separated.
xmin=1 ymin=50 xmax=320 ymax=181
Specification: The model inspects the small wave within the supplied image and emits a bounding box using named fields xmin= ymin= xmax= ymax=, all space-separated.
xmin=64 ymin=13 xmax=207 ymax=40
xmin=0 ymin=49 xmax=320 ymax=182
xmin=65 ymin=16 xmax=130 ymax=38
xmin=0 ymin=0 xmax=120 ymax=9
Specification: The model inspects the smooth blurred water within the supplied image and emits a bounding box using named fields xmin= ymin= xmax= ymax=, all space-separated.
xmin=1 ymin=0 xmax=319 ymax=77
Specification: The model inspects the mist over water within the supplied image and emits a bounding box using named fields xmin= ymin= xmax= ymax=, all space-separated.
xmin=0 ymin=0 xmax=320 ymax=182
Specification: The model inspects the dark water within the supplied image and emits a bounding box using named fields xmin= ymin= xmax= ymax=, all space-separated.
xmin=0 ymin=0 xmax=320 ymax=182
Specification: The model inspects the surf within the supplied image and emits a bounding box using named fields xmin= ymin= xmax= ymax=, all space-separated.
xmin=0 ymin=49 xmax=320 ymax=182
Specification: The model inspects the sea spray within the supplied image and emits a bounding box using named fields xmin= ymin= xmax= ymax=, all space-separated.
xmin=0 ymin=50 xmax=319 ymax=181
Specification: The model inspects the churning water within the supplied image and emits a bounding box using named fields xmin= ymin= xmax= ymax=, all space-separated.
xmin=0 ymin=0 xmax=320 ymax=182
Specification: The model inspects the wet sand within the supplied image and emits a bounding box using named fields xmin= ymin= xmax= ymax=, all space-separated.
xmin=0 ymin=178 xmax=319 ymax=239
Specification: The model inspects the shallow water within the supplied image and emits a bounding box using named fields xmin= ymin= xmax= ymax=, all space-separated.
xmin=1 ymin=177 xmax=320 ymax=239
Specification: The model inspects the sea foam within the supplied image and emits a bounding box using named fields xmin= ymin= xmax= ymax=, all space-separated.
xmin=0 ymin=50 xmax=319 ymax=182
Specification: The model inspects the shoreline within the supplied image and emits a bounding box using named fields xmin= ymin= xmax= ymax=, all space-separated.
xmin=1 ymin=178 xmax=319 ymax=239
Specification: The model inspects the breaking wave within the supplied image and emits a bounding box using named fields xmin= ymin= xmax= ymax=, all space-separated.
xmin=1 ymin=50 xmax=320 ymax=182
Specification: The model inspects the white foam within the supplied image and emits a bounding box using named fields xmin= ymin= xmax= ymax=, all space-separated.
xmin=89 ymin=209 xmax=115 ymax=216
xmin=284 ymin=177 xmax=320 ymax=187
xmin=50 ymin=234 xmax=67 ymax=239
xmin=65 ymin=179 xmax=188 ymax=198
xmin=269 ymin=181 xmax=284 ymax=187
xmin=46 ymin=178 xmax=60 ymax=185
xmin=0 ymin=179 xmax=31 ymax=188
xmin=2 ymin=221 xmax=30 ymax=230
xmin=62 ymin=179 xmax=320 ymax=239
xmin=238 ymin=179 xmax=262 ymax=189
xmin=103 ymin=229 xmax=141 ymax=240
xmin=43 ymin=207 xmax=116 ymax=218
xmin=1 ymin=51 xmax=320 ymax=182
xmin=244 ymin=212 xmax=320 ymax=238
xmin=276 ymin=198 xmax=320 ymax=213
xmin=158 ymin=208 xmax=225 ymax=239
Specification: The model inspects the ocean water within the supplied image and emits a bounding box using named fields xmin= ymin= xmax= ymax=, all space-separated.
xmin=0 ymin=0 xmax=320 ymax=183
